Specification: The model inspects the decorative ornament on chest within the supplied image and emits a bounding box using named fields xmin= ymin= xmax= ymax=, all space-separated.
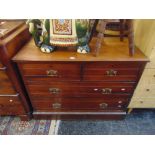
xmin=26 ymin=19 xmax=96 ymax=54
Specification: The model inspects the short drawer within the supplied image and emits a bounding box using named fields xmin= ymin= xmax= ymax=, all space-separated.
xmin=20 ymin=63 xmax=81 ymax=81
xmin=83 ymin=69 xmax=139 ymax=81
xmin=27 ymin=82 xmax=135 ymax=98
xmin=83 ymin=62 xmax=140 ymax=81
xmin=32 ymin=96 xmax=129 ymax=111
xmin=0 ymin=95 xmax=25 ymax=115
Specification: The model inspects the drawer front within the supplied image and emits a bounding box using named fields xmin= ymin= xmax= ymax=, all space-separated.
xmin=0 ymin=104 xmax=25 ymax=115
xmin=0 ymin=95 xmax=25 ymax=115
xmin=27 ymin=82 xmax=135 ymax=98
xmin=84 ymin=69 xmax=139 ymax=81
xmin=133 ymin=84 xmax=155 ymax=97
xmin=129 ymin=97 xmax=155 ymax=108
xmin=32 ymin=97 xmax=129 ymax=110
xmin=131 ymin=69 xmax=155 ymax=98
xmin=21 ymin=63 xmax=81 ymax=81
xmin=83 ymin=62 xmax=140 ymax=81
xmin=0 ymin=69 xmax=16 ymax=94
xmin=0 ymin=94 xmax=21 ymax=105
xmin=136 ymin=69 xmax=155 ymax=84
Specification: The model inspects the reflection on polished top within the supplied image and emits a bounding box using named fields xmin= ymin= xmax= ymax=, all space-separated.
xmin=13 ymin=37 xmax=149 ymax=62
xmin=0 ymin=20 xmax=24 ymax=39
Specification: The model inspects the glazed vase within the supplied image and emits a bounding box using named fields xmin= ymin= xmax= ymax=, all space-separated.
xmin=27 ymin=19 xmax=95 ymax=54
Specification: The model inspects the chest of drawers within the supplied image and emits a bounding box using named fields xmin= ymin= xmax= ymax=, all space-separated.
xmin=13 ymin=37 xmax=148 ymax=120
xmin=0 ymin=20 xmax=31 ymax=120
xmin=129 ymin=47 xmax=155 ymax=109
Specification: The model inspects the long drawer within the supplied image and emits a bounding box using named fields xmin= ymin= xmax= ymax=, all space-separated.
xmin=25 ymin=74 xmax=139 ymax=83
xmin=32 ymin=97 xmax=129 ymax=111
xmin=83 ymin=62 xmax=140 ymax=81
xmin=27 ymin=82 xmax=135 ymax=98
xmin=21 ymin=63 xmax=81 ymax=81
xmin=20 ymin=62 xmax=141 ymax=82
xmin=0 ymin=95 xmax=25 ymax=115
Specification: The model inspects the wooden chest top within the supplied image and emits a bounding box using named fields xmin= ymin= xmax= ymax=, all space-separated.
xmin=0 ymin=20 xmax=24 ymax=39
xmin=13 ymin=37 xmax=149 ymax=62
xmin=0 ymin=20 xmax=31 ymax=61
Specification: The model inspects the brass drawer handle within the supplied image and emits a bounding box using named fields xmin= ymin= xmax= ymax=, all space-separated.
xmin=49 ymin=88 xmax=60 ymax=94
xmin=99 ymin=103 xmax=108 ymax=109
xmin=106 ymin=69 xmax=117 ymax=76
xmin=0 ymin=66 xmax=7 ymax=71
xmin=102 ymin=88 xmax=112 ymax=94
xmin=46 ymin=70 xmax=58 ymax=77
xmin=52 ymin=103 xmax=61 ymax=109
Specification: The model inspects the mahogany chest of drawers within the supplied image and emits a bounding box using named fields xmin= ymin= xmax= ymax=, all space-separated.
xmin=0 ymin=20 xmax=31 ymax=120
xmin=13 ymin=37 xmax=148 ymax=120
